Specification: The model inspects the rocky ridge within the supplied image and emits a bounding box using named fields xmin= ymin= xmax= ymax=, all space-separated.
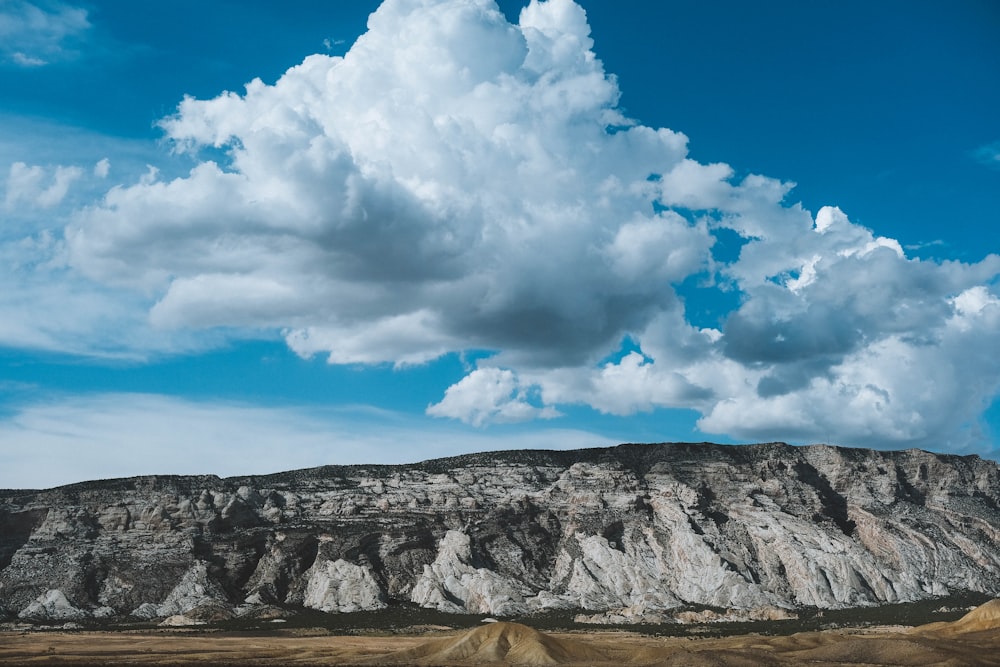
xmin=2 ymin=442 xmax=1000 ymax=623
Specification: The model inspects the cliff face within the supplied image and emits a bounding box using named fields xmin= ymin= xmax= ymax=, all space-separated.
xmin=2 ymin=442 xmax=1000 ymax=622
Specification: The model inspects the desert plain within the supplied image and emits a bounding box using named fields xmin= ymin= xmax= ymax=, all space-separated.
xmin=4 ymin=600 xmax=1000 ymax=666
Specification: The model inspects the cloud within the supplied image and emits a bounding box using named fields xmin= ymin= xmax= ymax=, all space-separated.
xmin=0 ymin=119 xmax=208 ymax=358
xmin=538 ymin=204 xmax=1000 ymax=452
xmin=973 ymin=141 xmax=1000 ymax=169
xmin=12 ymin=52 xmax=46 ymax=67
xmin=0 ymin=393 xmax=608 ymax=489
xmin=0 ymin=1 xmax=90 ymax=66
xmin=0 ymin=223 xmax=228 ymax=358
xmin=0 ymin=158 xmax=193 ymax=357
xmin=4 ymin=161 xmax=83 ymax=209
xmin=427 ymin=367 xmax=560 ymax=426
xmin=0 ymin=242 xmax=209 ymax=358
xmin=697 ymin=284 xmax=1000 ymax=453
xmin=68 ymin=0 xmax=701 ymax=369
xmin=57 ymin=0 xmax=1000 ymax=453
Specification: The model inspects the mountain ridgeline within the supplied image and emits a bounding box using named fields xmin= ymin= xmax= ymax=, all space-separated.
xmin=2 ymin=442 xmax=1000 ymax=623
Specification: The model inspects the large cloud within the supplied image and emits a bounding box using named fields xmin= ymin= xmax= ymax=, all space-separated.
xmin=65 ymin=0 xmax=1000 ymax=452
xmin=69 ymin=0 xmax=705 ymax=368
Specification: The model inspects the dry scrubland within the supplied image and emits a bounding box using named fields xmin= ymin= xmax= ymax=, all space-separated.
xmin=3 ymin=601 xmax=1000 ymax=666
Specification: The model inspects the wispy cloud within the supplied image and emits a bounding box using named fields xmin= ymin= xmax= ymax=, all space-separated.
xmin=973 ymin=141 xmax=1000 ymax=169
xmin=0 ymin=393 xmax=612 ymax=489
xmin=0 ymin=1 xmax=90 ymax=67
xmin=11 ymin=51 xmax=46 ymax=67
xmin=904 ymin=239 xmax=945 ymax=252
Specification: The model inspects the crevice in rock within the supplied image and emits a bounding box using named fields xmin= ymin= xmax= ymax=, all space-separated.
xmin=794 ymin=462 xmax=856 ymax=536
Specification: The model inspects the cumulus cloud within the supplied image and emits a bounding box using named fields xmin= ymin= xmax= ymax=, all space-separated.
xmin=61 ymin=0 xmax=1000 ymax=452
xmin=69 ymin=0 xmax=701 ymax=368
xmin=699 ymin=283 xmax=1000 ymax=451
xmin=427 ymin=367 xmax=560 ymax=426
xmin=0 ymin=0 xmax=89 ymax=66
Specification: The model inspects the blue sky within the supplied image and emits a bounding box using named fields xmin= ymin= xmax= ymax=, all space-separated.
xmin=1 ymin=0 xmax=998 ymax=488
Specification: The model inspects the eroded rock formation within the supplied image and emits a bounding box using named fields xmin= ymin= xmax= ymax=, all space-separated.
xmin=2 ymin=442 xmax=1000 ymax=622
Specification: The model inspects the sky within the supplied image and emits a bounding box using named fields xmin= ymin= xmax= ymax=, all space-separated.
xmin=1 ymin=0 xmax=998 ymax=489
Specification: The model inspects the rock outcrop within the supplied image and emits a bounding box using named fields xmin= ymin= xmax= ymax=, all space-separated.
xmin=2 ymin=442 xmax=1000 ymax=622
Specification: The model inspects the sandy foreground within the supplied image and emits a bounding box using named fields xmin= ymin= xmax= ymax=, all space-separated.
xmin=3 ymin=602 xmax=1000 ymax=667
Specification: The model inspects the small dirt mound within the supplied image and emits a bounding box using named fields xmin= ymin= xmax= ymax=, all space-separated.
xmin=382 ymin=621 xmax=609 ymax=665
xmin=921 ymin=599 xmax=1000 ymax=636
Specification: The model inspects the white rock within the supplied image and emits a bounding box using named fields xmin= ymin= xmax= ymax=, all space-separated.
xmin=19 ymin=589 xmax=87 ymax=621
xmin=93 ymin=606 xmax=116 ymax=618
xmin=411 ymin=530 xmax=529 ymax=615
xmin=303 ymin=559 xmax=385 ymax=613
xmin=159 ymin=614 xmax=206 ymax=626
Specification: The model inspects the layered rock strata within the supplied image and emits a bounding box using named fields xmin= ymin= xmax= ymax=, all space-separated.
xmin=2 ymin=442 xmax=1000 ymax=622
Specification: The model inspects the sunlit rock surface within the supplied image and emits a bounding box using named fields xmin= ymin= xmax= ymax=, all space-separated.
xmin=2 ymin=442 xmax=1000 ymax=621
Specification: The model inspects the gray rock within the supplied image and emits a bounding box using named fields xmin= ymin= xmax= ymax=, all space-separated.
xmin=1 ymin=443 xmax=1000 ymax=620
xmin=18 ymin=589 xmax=87 ymax=621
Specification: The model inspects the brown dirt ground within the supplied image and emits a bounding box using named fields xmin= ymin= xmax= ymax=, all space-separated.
xmin=3 ymin=609 xmax=1000 ymax=666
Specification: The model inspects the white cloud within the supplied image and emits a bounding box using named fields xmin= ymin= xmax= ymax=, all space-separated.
xmin=529 ymin=349 xmax=714 ymax=417
xmin=427 ymin=367 xmax=559 ymax=426
xmin=68 ymin=0 xmax=702 ymax=370
xmin=3 ymin=162 xmax=43 ymax=208
xmin=0 ymin=226 xmax=227 ymax=357
xmin=0 ymin=393 xmax=606 ymax=489
xmin=0 ymin=1 xmax=89 ymax=66
xmin=4 ymin=161 xmax=83 ymax=209
xmin=37 ymin=165 xmax=84 ymax=207
xmin=285 ymin=311 xmax=462 ymax=367
xmin=606 ymin=212 xmax=712 ymax=282
xmin=0 ymin=136 xmax=214 ymax=357
xmin=698 ymin=287 xmax=1000 ymax=453
xmin=0 ymin=258 xmax=208 ymax=358
xmin=41 ymin=0 xmax=1000 ymax=453
xmin=12 ymin=51 xmax=46 ymax=67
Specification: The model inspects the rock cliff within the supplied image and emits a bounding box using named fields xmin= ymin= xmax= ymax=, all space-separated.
xmin=2 ymin=442 xmax=1000 ymax=622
